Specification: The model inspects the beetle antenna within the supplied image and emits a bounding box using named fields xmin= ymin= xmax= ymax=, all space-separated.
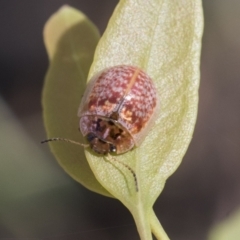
xmin=107 ymin=154 xmax=138 ymax=192
xmin=41 ymin=138 xmax=89 ymax=148
xmin=41 ymin=139 xmax=138 ymax=191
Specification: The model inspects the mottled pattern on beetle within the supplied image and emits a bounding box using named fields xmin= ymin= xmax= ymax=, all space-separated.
xmin=86 ymin=66 xmax=157 ymax=134
xmin=80 ymin=115 xmax=134 ymax=154
xmin=87 ymin=66 xmax=135 ymax=115
xmin=118 ymin=70 xmax=157 ymax=134
xmin=79 ymin=65 xmax=159 ymax=152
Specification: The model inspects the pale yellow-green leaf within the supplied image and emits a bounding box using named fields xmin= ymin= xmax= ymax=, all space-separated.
xmin=42 ymin=1 xmax=203 ymax=239
xmin=208 ymin=208 xmax=240 ymax=240
xmin=85 ymin=0 xmax=203 ymax=239
xmin=42 ymin=6 xmax=111 ymax=197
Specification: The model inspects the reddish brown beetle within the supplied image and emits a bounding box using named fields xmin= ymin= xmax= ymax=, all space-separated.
xmin=42 ymin=65 xmax=159 ymax=191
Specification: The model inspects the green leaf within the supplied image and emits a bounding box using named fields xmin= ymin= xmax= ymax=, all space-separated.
xmin=42 ymin=6 xmax=111 ymax=197
xmin=42 ymin=1 xmax=203 ymax=239
xmin=86 ymin=1 xmax=203 ymax=239
xmin=209 ymin=208 xmax=240 ymax=240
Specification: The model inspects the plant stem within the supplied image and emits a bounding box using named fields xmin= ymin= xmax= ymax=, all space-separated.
xmin=131 ymin=204 xmax=152 ymax=240
xmin=150 ymin=209 xmax=170 ymax=240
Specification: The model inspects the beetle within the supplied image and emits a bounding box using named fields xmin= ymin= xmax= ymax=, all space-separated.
xmin=42 ymin=65 xmax=159 ymax=191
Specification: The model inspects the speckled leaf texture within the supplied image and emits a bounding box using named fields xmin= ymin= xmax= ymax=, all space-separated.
xmin=42 ymin=1 xmax=203 ymax=239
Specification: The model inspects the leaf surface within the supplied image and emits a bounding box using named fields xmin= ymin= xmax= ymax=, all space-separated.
xmin=42 ymin=1 xmax=203 ymax=239
xmin=43 ymin=6 xmax=111 ymax=197
xmin=86 ymin=1 xmax=203 ymax=239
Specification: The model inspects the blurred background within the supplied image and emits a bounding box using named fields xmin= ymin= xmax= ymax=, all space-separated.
xmin=1 ymin=1 xmax=240 ymax=239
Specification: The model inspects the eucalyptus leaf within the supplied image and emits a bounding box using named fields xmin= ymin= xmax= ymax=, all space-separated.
xmin=42 ymin=1 xmax=203 ymax=239
xmin=86 ymin=1 xmax=203 ymax=239
xmin=42 ymin=6 xmax=111 ymax=197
